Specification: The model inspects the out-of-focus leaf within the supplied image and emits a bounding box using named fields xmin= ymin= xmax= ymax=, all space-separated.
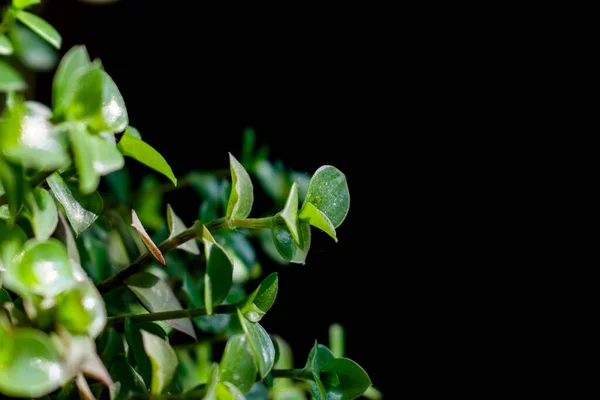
xmin=166 ymin=204 xmax=199 ymax=254
xmin=299 ymin=202 xmax=337 ymax=242
xmin=52 ymin=45 xmax=91 ymax=115
xmin=89 ymin=70 xmax=128 ymax=133
xmin=15 ymin=10 xmax=62 ymax=49
xmin=47 ymin=172 xmax=103 ymax=236
xmin=215 ymin=381 xmax=246 ymax=400
xmin=279 ymin=183 xmax=300 ymax=244
xmin=109 ymin=356 xmax=146 ymax=400
xmin=237 ymin=309 xmax=275 ymax=379
xmin=125 ymin=319 xmax=167 ymax=388
xmin=0 ymin=60 xmax=26 ymax=91
xmin=226 ymin=153 xmax=254 ymax=219
xmin=134 ymin=175 xmax=163 ymax=230
xmin=0 ymin=35 xmax=14 ymax=55
xmin=301 ymin=166 xmax=349 ymax=228
xmin=239 ymin=272 xmax=278 ymax=323
xmin=254 ymin=159 xmax=288 ymax=203
xmin=12 ymin=0 xmax=41 ymax=9
xmin=25 ymin=188 xmax=58 ymax=240
xmin=55 ymin=280 xmax=107 ymax=338
xmin=0 ymin=288 xmax=11 ymax=302
xmin=141 ymin=330 xmax=178 ymax=394
xmin=219 ymin=334 xmax=258 ymax=394
xmin=9 ymin=24 xmax=58 ymax=71
xmin=0 ymin=222 xmax=26 ymax=272
xmin=246 ymin=382 xmax=270 ymax=400
xmin=0 ymin=205 xmax=10 ymax=220
xmin=104 ymin=168 xmax=130 ymax=204
xmin=118 ymin=134 xmax=177 ymax=185
xmin=272 ymin=221 xmax=311 ymax=264
xmin=329 ymin=323 xmax=345 ymax=358
xmin=202 ymin=231 xmax=233 ymax=315
xmin=131 ymin=209 xmax=165 ymax=265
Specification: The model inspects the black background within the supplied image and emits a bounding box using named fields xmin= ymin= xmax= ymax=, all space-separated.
xmin=31 ymin=0 xmax=402 ymax=395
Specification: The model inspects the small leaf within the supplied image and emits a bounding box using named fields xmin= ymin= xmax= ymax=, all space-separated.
xmin=109 ymin=356 xmax=147 ymax=400
xmin=237 ymin=309 xmax=275 ymax=379
xmin=55 ymin=280 xmax=107 ymax=338
xmin=126 ymin=272 xmax=196 ymax=339
xmin=219 ymin=334 xmax=259 ymax=394
xmin=299 ymin=202 xmax=337 ymax=241
xmin=226 ymin=153 xmax=254 ymax=219
xmin=0 ymin=205 xmax=9 ymax=220
xmin=239 ymin=272 xmax=278 ymax=322
xmin=320 ymin=358 xmax=372 ymax=400
xmin=124 ymin=125 xmax=141 ymax=139
xmin=0 ymin=35 xmax=14 ymax=55
xmin=47 ymin=172 xmax=103 ymax=236
xmin=52 ymin=45 xmax=91 ymax=115
xmin=305 ymin=343 xmax=334 ymax=400
xmin=67 ymin=64 xmax=103 ymax=121
xmin=0 ymin=60 xmax=26 ymax=91
xmin=254 ymin=160 xmax=288 ymax=203
xmin=215 ymin=382 xmax=246 ymax=400
xmin=117 ymin=133 xmax=177 ymax=185
xmin=16 ymin=10 xmax=62 ymax=49
xmin=26 ymin=188 xmax=58 ymax=240
xmin=166 ymin=204 xmax=199 ymax=254
xmin=0 ymin=222 xmax=27 ymax=272
xmin=301 ymin=165 xmax=350 ymax=228
xmin=12 ymin=0 xmax=41 ymax=9
xmin=125 ymin=319 xmax=167 ymax=388
xmin=89 ymin=70 xmax=128 ymax=133
xmin=0 ymin=157 xmax=28 ymax=223
xmin=203 ymin=234 xmax=233 ymax=315
xmin=203 ymin=363 xmax=219 ymax=400
xmin=271 ymin=221 xmax=311 ymax=264
xmin=141 ymin=330 xmax=178 ymax=394
xmin=131 ymin=209 xmax=165 ymax=265
xmin=279 ymin=182 xmax=300 ymax=244
xmin=9 ymin=23 xmax=58 ymax=71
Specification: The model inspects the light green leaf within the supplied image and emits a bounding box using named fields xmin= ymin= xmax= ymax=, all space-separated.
xmin=66 ymin=63 xmax=103 ymax=121
xmin=124 ymin=125 xmax=141 ymax=139
xmin=320 ymin=358 xmax=372 ymax=400
xmin=0 ymin=60 xmax=26 ymax=91
xmin=55 ymin=280 xmax=107 ymax=338
xmin=0 ymin=222 xmax=27 ymax=272
xmin=118 ymin=133 xmax=177 ymax=185
xmin=166 ymin=204 xmax=199 ymax=254
xmin=238 ymin=309 xmax=275 ymax=379
xmin=239 ymin=272 xmax=278 ymax=322
xmin=131 ymin=209 xmax=165 ymax=265
xmin=124 ymin=320 xmax=167 ymax=388
xmin=271 ymin=220 xmax=311 ymax=264
xmin=0 ymin=327 xmax=67 ymax=397
xmin=16 ymin=10 xmax=62 ymax=49
xmin=299 ymin=201 xmax=337 ymax=242
xmin=215 ymin=382 xmax=246 ymax=400
xmin=219 ymin=334 xmax=259 ymax=394
xmin=12 ymin=0 xmax=41 ymax=9
xmin=226 ymin=153 xmax=254 ymax=219
xmin=52 ymin=45 xmax=91 ymax=115
xmin=202 ymin=363 xmax=219 ymax=400
xmin=89 ymin=70 xmax=128 ymax=133
xmin=9 ymin=24 xmax=58 ymax=71
xmin=301 ymin=165 xmax=349 ymax=228
xmin=47 ymin=172 xmax=103 ymax=236
xmin=141 ymin=330 xmax=178 ymax=394
xmin=0 ymin=157 xmax=28 ymax=223
xmin=0 ymin=35 xmax=13 ymax=55
xmin=279 ymin=182 xmax=300 ymax=244
xmin=126 ymin=272 xmax=196 ymax=339
xmin=109 ymin=356 xmax=147 ymax=400
xmin=329 ymin=323 xmax=345 ymax=358
xmin=203 ymin=233 xmax=233 ymax=315
xmin=25 ymin=188 xmax=58 ymax=240
xmin=0 ymin=205 xmax=9 ymax=220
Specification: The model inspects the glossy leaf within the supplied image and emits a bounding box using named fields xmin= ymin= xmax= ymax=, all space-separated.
xmin=166 ymin=204 xmax=199 ymax=254
xmin=118 ymin=134 xmax=177 ymax=185
xmin=239 ymin=272 xmax=278 ymax=322
xmin=69 ymin=125 xmax=125 ymax=194
xmin=0 ymin=60 xmax=26 ymax=91
xmin=203 ymin=233 xmax=233 ymax=315
xmin=302 ymin=166 xmax=349 ymax=228
xmin=9 ymin=24 xmax=58 ymax=71
xmin=52 ymin=45 xmax=91 ymax=115
xmin=216 ymin=381 xmax=246 ymax=400
xmin=0 ymin=35 xmax=13 ymax=55
xmin=47 ymin=172 xmax=103 ymax=236
xmin=272 ymin=220 xmax=311 ymax=264
xmin=16 ymin=10 xmax=62 ymax=49
xmin=26 ymin=188 xmax=58 ymax=240
xmin=109 ymin=356 xmax=147 ymax=400
xmin=125 ymin=319 xmax=167 ymax=388
xmin=238 ymin=309 xmax=275 ymax=379
xmin=0 ymin=205 xmax=9 ymax=220
xmin=320 ymin=358 xmax=372 ymax=400
xmin=126 ymin=272 xmax=196 ymax=339
xmin=219 ymin=334 xmax=258 ymax=394
xmin=0 ymin=327 xmax=67 ymax=397
xmin=0 ymin=288 xmax=11 ymax=302
xmin=55 ymin=280 xmax=107 ymax=338
xmin=89 ymin=70 xmax=128 ymax=133
xmin=226 ymin=153 xmax=254 ymax=219
xmin=131 ymin=209 xmax=165 ymax=265
xmin=299 ymin=202 xmax=337 ymax=241
xmin=305 ymin=343 xmax=334 ymax=400
xmin=124 ymin=125 xmax=141 ymax=139
xmin=0 ymin=222 xmax=26 ymax=272
xmin=254 ymin=159 xmax=288 ymax=203
xmin=0 ymin=158 xmax=27 ymax=222
xmin=141 ymin=330 xmax=178 ymax=394
xmin=279 ymin=182 xmax=300 ymax=244
xmin=12 ymin=0 xmax=41 ymax=9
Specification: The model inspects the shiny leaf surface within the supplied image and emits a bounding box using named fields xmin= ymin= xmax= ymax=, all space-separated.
xmin=16 ymin=10 xmax=62 ymax=49
xmin=141 ymin=330 xmax=178 ymax=394
xmin=118 ymin=134 xmax=177 ymax=185
xmin=0 ymin=35 xmax=14 ymax=55
xmin=219 ymin=334 xmax=258 ymax=394
xmin=89 ymin=70 xmax=128 ymax=133
xmin=238 ymin=309 xmax=275 ymax=379
xmin=52 ymin=45 xmax=91 ymax=115
xmin=320 ymin=358 xmax=371 ymax=400
xmin=226 ymin=153 xmax=254 ymax=219
xmin=239 ymin=272 xmax=278 ymax=322
xmin=299 ymin=201 xmax=337 ymax=241
xmin=279 ymin=182 xmax=300 ymax=244
xmin=203 ymin=234 xmax=233 ymax=315
xmin=55 ymin=280 xmax=107 ymax=338
xmin=302 ymin=166 xmax=349 ymax=228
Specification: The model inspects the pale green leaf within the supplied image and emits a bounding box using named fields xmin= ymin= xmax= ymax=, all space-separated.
xmin=141 ymin=330 xmax=178 ymax=394
xmin=302 ymin=165 xmax=349 ymax=228
xmin=166 ymin=204 xmax=199 ymax=254
xmin=0 ymin=60 xmax=26 ymax=92
xmin=226 ymin=153 xmax=254 ymax=219
xmin=0 ymin=35 xmax=14 ymax=55
xmin=16 ymin=11 xmax=62 ymax=49
xmin=117 ymin=133 xmax=177 ymax=185
xmin=219 ymin=334 xmax=258 ymax=394
xmin=25 ymin=188 xmax=58 ymax=240
xmin=52 ymin=45 xmax=91 ymax=115
xmin=89 ymin=70 xmax=128 ymax=133
xmin=279 ymin=182 xmax=300 ymax=244
xmin=299 ymin=201 xmax=337 ymax=241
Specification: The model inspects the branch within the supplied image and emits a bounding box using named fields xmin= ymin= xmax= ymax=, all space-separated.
xmin=106 ymin=303 xmax=238 ymax=328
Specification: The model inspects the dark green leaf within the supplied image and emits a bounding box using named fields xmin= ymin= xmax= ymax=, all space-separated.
xmin=105 ymin=168 xmax=130 ymax=204
xmin=126 ymin=272 xmax=196 ymax=339
xmin=97 ymin=327 xmax=125 ymax=364
xmin=246 ymin=383 xmax=269 ymax=400
xmin=299 ymin=201 xmax=337 ymax=242
xmin=131 ymin=209 xmax=165 ymax=265
xmin=320 ymin=358 xmax=371 ymax=400
xmin=219 ymin=334 xmax=258 ymax=394
xmin=15 ymin=10 xmax=61 ymax=49
xmin=305 ymin=342 xmax=335 ymax=373
xmin=55 ymin=280 xmax=107 ymax=338
xmin=0 ymin=60 xmax=26 ymax=91
xmin=52 ymin=45 xmax=91 ymax=115
xmin=240 ymin=127 xmax=256 ymax=166
xmin=279 ymin=183 xmax=300 ymax=244
xmin=25 ymin=188 xmax=58 ymax=240
xmin=89 ymin=70 xmax=128 ymax=133
xmin=301 ymin=165 xmax=350 ymax=228
xmin=133 ymin=175 xmax=164 ymax=230
xmin=0 ymin=35 xmax=14 ymax=55
xmin=226 ymin=153 xmax=254 ymax=219
xmin=202 ymin=232 xmax=233 ymax=315
xmin=0 ymin=288 xmax=11 ymax=302
xmin=141 ymin=330 xmax=178 ymax=394
xmin=167 ymin=204 xmax=199 ymax=254
xmin=12 ymin=0 xmax=41 ymax=9
xmin=125 ymin=319 xmax=167 ymax=388
xmin=239 ymin=272 xmax=278 ymax=322
xmin=109 ymin=355 xmax=147 ymax=400
xmin=118 ymin=134 xmax=177 ymax=185
xmin=271 ymin=220 xmax=311 ymax=264
xmin=78 ymin=230 xmax=109 ymax=282
xmin=47 ymin=172 xmax=103 ymax=236
xmin=9 ymin=24 xmax=58 ymax=71
xmin=0 ymin=157 xmax=28 ymax=223
xmin=238 ymin=309 xmax=275 ymax=379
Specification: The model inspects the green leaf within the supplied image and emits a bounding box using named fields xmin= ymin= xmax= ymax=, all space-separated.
xmin=329 ymin=323 xmax=345 ymax=358
xmin=97 ymin=327 xmax=125 ymax=363
xmin=239 ymin=272 xmax=278 ymax=322
xmin=16 ymin=10 xmax=62 ymax=49
xmin=0 ymin=157 xmax=28 ymax=223
xmin=47 ymin=172 xmax=103 ymax=236
xmin=69 ymin=125 xmax=125 ymax=194
xmin=117 ymin=133 xmax=177 ymax=185
xmin=141 ymin=330 xmax=178 ymax=394
xmin=237 ymin=309 xmax=275 ymax=379
xmin=2 ymin=238 xmax=75 ymax=298
xmin=254 ymin=160 xmax=288 ymax=203
xmin=0 ymin=60 xmax=26 ymax=91
xmin=166 ymin=204 xmax=199 ymax=254
xmin=0 ymin=35 xmax=14 ymax=55
xmin=320 ymin=358 xmax=372 ymax=400
xmin=215 ymin=382 xmax=246 ymax=400
xmin=246 ymin=383 xmax=270 ymax=400
xmin=299 ymin=202 xmax=337 ymax=242
xmin=202 ymin=232 xmax=233 ymax=315
xmin=105 ymin=168 xmax=130 ymax=204
xmin=67 ymin=63 xmax=103 ymax=121
xmin=279 ymin=182 xmax=300 ymax=244
xmin=12 ymin=0 xmax=41 ymax=9
xmin=55 ymin=280 xmax=107 ymax=338
xmin=124 ymin=125 xmax=141 ymax=139
xmin=89 ymin=70 xmax=128 ymax=133
xmin=109 ymin=356 xmax=147 ymax=400
xmin=25 ymin=188 xmax=58 ymax=240
xmin=202 ymin=363 xmax=219 ymax=400
xmin=0 ymin=288 xmax=11 ymax=302
xmin=9 ymin=24 xmax=58 ymax=71
xmin=52 ymin=45 xmax=91 ymax=115
xmin=271 ymin=220 xmax=311 ymax=264
xmin=0 ymin=222 xmax=26 ymax=272
xmin=304 ymin=343 xmax=334 ymax=400
xmin=0 ymin=205 xmax=9 ymax=220
xmin=126 ymin=272 xmax=196 ymax=339
xmin=219 ymin=334 xmax=259 ymax=394
xmin=131 ymin=209 xmax=165 ymax=265
xmin=124 ymin=319 xmax=167 ymax=388
xmin=0 ymin=327 xmax=67 ymax=397
xmin=226 ymin=153 xmax=254 ymax=219
xmin=301 ymin=165 xmax=350 ymax=228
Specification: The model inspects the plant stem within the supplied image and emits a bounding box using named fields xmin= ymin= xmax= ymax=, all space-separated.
xmin=28 ymin=170 xmax=56 ymax=188
xmin=271 ymin=368 xmax=311 ymax=381
xmin=97 ymin=216 xmax=278 ymax=293
xmin=106 ymin=303 xmax=238 ymax=327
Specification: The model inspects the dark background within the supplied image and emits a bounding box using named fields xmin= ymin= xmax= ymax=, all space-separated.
xmin=31 ymin=0 xmax=400 ymax=395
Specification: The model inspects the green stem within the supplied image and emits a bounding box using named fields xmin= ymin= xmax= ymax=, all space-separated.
xmin=106 ymin=303 xmax=238 ymax=327
xmin=271 ymin=368 xmax=311 ymax=381
xmin=28 ymin=169 xmax=56 ymax=188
